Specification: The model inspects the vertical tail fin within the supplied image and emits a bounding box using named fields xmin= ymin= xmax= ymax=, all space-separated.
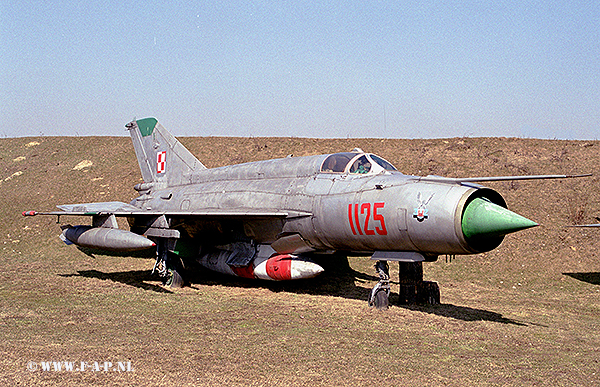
xmin=126 ymin=118 xmax=206 ymax=188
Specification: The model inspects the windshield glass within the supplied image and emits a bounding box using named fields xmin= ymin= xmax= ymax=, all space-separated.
xmin=370 ymin=154 xmax=397 ymax=171
xmin=349 ymin=155 xmax=372 ymax=174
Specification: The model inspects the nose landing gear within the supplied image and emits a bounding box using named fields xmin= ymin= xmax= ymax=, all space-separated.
xmin=369 ymin=261 xmax=391 ymax=310
xmin=369 ymin=261 xmax=440 ymax=308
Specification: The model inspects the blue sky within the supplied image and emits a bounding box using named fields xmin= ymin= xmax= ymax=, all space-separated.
xmin=1 ymin=1 xmax=599 ymax=139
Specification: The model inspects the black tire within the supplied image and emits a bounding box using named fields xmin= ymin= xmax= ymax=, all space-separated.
xmin=422 ymin=281 xmax=440 ymax=305
xmin=168 ymin=268 xmax=184 ymax=288
xmin=373 ymin=289 xmax=389 ymax=310
xmin=166 ymin=254 xmax=185 ymax=288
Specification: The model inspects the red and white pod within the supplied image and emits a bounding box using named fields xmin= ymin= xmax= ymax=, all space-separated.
xmin=253 ymin=254 xmax=324 ymax=281
xmin=197 ymin=245 xmax=324 ymax=281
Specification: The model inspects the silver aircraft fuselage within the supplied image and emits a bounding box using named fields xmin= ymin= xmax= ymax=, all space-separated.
xmin=132 ymin=154 xmax=505 ymax=257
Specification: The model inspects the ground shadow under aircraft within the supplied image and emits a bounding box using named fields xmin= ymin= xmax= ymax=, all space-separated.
xmin=402 ymin=304 xmax=529 ymax=326
xmin=563 ymin=272 xmax=600 ymax=285
xmin=75 ymin=246 xmax=156 ymax=259
xmin=59 ymin=253 xmax=527 ymax=325
xmin=59 ymin=269 xmax=174 ymax=294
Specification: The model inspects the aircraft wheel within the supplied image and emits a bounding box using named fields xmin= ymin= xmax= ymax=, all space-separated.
xmin=373 ymin=289 xmax=389 ymax=310
xmin=422 ymin=281 xmax=440 ymax=305
xmin=166 ymin=254 xmax=186 ymax=288
xmin=167 ymin=268 xmax=184 ymax=288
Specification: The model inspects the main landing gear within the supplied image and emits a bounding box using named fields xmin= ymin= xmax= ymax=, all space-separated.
xmin=369 ymin=260 xmax=440 ymax=309
xmin=369 ymin=261 xmax=391 ymax=310
xmin=152 ymin=238 xmax=185 ymax=288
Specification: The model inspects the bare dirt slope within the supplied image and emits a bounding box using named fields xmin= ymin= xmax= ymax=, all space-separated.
xmin=1 ymin=135 xmax=599 ymax=386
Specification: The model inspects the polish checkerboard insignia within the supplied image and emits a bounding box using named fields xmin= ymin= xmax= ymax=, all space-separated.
xmin=157 ymin=151 xmax=166 ymax=174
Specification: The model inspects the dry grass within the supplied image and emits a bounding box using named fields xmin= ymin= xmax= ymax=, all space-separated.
xmin=1 ymin=135 xmax=599 ymax=386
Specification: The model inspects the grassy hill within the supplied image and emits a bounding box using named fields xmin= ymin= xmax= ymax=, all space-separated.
xmin=1 ymin=135 xmax=599 ymax=386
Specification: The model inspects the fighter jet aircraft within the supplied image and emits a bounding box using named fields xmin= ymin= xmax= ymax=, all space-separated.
xmin=23 ymin=118 xmax=590 ymax=308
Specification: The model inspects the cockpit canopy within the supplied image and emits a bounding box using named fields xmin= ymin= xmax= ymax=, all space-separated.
xmin=320 ymin=152 xmax=398 ymax=175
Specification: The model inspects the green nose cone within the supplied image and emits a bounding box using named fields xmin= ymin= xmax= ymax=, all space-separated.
xmin=462 ymin=197 xmax=538 ymax=239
